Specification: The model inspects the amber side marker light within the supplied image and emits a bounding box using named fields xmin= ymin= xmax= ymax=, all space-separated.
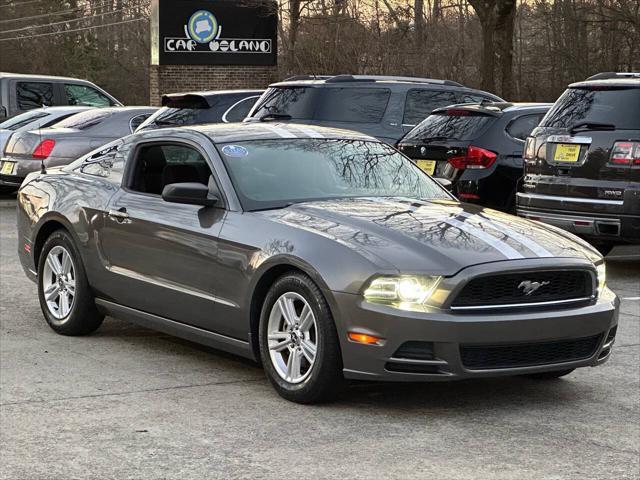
xmin=348 ymin=332 xmax=384 ymax=345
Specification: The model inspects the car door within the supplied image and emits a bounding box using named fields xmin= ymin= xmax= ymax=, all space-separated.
xmin=96 ymin=138 xmax=233 ymax=336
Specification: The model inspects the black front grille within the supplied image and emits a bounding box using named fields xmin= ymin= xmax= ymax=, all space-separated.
xmin=460 ymin=334 xmax=602 ymax=369
xmin=452 ymin=270 xmax=593 ymax=309
xmin=392 ymin=341 xmax=435 ymax=360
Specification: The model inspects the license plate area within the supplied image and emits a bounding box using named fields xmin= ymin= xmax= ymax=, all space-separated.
xmin=553 ymin=143 xmax=582 ymax=163
xmin=0 ymin=161 xmax=16 ymax=175
xmin=416 ymin=158 xmax=438 ymax=176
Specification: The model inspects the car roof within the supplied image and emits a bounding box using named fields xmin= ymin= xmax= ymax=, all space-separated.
xmin=432 ymin=102 xmax=552 ymax=115
xmin=185 ymin=122 xmax=377 ymax=144
xmin=0 ymin=72 xmax=98 ymax=84
xmin=272 ymin=74 xmax=465 ymax=88
xmin=569 ymin=78 xmax=640 ymax=89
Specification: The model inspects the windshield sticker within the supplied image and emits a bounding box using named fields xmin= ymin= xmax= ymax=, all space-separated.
xmin=222 ymin=145 xmax=248 ymax=157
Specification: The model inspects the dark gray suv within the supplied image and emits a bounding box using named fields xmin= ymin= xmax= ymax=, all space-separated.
xmin=245 ymin=75 xmax=503 ymax=144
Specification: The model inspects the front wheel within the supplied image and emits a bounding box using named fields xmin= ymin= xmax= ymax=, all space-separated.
xmin=259 ymin=272 xmax=344 ymax=404
xmin=37 ymin=229 xmax=104 ymax=335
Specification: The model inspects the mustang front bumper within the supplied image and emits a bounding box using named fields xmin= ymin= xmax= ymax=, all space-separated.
xmin=332 ymin=287 xmax=618 ymax=382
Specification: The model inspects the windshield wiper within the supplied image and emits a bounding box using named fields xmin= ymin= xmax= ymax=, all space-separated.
xmin=259 ymin=113 xmax=292 ymax=122
xmin=569 ymin=121 xmax=615 ymax=133
xmin=250 ymin=202 xmax=296 ymax=212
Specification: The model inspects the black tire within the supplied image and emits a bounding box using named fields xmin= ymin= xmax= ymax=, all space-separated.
xmin=259 ymin=272 xmax=344 ymax=404
xmin=594 ymin=244 xmax=614 ymax=257
xmin=37 ymin=229 xmax=104 ymax=336
xmin=523 ymin=368 xmax=575 ymax=380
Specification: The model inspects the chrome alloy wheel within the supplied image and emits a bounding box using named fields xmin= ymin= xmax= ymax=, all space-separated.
xmin=42 ymin=246 xmax=76 ymax=322
xmin=267 ymin=292 xmax=318 ymax=384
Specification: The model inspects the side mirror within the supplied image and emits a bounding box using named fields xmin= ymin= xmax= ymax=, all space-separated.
xmin=162 ymin=182 xmax=218 ymax=207
xmin=434 ymin=177 xmax=453 ymax=191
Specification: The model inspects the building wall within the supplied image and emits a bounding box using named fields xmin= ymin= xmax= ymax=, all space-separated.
xmin=149 ymin=65 xmax=278 ymax=105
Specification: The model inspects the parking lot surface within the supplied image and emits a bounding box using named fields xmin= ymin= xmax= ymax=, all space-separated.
xmin=1 ymin=196 xmax=638 ymax=480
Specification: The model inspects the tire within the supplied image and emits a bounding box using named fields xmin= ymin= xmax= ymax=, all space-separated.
xmin=523 ymin=368 xmax=574 ymax=380
xmin=37 ymin=229 xmax=104 ymax=336
xmin=594 ymin=244 xmax=614 ymax=257
xmin=259 ymin=272 xmax=344 ymax=404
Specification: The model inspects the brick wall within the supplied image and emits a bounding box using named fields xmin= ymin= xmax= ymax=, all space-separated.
xmin=149 ymin=65 xmax=278 ymax=105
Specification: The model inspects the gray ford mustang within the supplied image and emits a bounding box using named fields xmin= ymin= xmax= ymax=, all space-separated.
xmin=16 ymin=123 xmax=619 ymax=403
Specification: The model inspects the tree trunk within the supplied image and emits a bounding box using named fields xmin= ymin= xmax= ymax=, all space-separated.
xmin=415 ymin=0 xmax=424 ymax=44
xmin=495 ymin=0 xmax=516 ymax=99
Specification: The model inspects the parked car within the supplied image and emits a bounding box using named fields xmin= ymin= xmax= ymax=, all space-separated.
xmin=397 ymin=102 xmax=551 ymax=212
xmin=0 ymin=107 xmax=155 ymax=189
xmin=0 ymin=72 xmax=121 ymax=120
xmin=17 ymin=122 xmax=617 ymax=404
xmin=517 ymin=72 xmax=640 ymax=255
xmin=245 ymin=75 xmax=503 ymax=144
xmin=135 ymin=90 xmax=263 ymax=132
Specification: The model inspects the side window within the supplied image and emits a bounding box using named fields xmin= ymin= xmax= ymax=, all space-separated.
xmin=460 ymin=93 xmax=488 ymax=104
xmin=65 ymin=84 xmax=112 ymax=107
xmin=129 ymin=114 xmax=152 ymax=133
xmin=222 ymin=96 xmax=259 ymax=123
xmin=16 ymin=82 xmax=55 ymax=110
xmin=129 ymin=144 xmax=212 ymax=196
xmin=403 ymin=89 xmax=458 ymax=126
xmin=506 ymin=114 xmax=544 ymax=141
xmin=315 ymin=88 xmax=391 ymax=123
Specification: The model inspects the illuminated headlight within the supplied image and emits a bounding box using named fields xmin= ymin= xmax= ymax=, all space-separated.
xmin=596 ymin=262 xmax=606 ymax=295
xmin=363 ymin=276 xmax=442 ymax=310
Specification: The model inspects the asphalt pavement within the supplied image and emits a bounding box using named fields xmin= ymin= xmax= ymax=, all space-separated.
xmin=1 ymin=195 xmax=638 ymax=480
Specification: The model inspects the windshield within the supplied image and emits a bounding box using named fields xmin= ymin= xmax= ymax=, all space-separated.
xmin=0 ymin=110 xmax=49 ymax=130
xmin=218 ymin=139 xmax=450 ymax=211
xmin=402 ymin=111 xmax=496 ymax=143
xmin=138 ymin=107 xmax=223 ymax=130
xmin=540 ymin=87 xmax=640 ymax=130
xmin=53 ymin=109 xmax=113 ymax=130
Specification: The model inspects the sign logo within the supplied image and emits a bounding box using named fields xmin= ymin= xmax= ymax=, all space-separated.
xmin=164 ymin=9 xmax=272 ymax=55
xmin=518 ymin=280 xmax=550 ymax=296
xmin=187 ymin=10 xmax=220 ymax=44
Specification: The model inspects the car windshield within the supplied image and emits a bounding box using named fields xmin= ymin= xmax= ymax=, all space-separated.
xmin=0 ymin=110 xmax=49 ymax=130
xmin=217 ymin=139 xmax=450 ymax=211
xmin=540 ymin=87 xmax=640 ymax=130
xmin=402 ymin=111 xmax=496 ymax=142
xmin=139 ymin=107 xmax=223 ymax=129
xmin=53 ymin=109 xmax=113 ymax=130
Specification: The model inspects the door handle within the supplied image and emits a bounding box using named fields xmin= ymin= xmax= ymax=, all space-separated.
xmin=108 ymin=208 xmax=130 ymax=222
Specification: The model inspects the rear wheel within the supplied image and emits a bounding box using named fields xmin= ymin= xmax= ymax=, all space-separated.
xmin=37 ymin=229 xmax=104 ymax=335
xmin=259 ymin=272 xmax=343 ymax=404
xmin=523 ymin=368 xmax=574 ymax=380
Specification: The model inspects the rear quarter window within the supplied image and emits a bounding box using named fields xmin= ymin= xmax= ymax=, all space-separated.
xmin=541 ymin=87 xmax=640 ymax=130
xmin=506 ymin=114 xmax=544 ymax=141
xmin=403 ymin=89 xmax=459 ymax=126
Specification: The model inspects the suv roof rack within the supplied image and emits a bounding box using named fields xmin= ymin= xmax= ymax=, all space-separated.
xmin=586 ymin=72 xmax=640 ymax=81
xmin=283 ymin=74 xmax=463 ymax=87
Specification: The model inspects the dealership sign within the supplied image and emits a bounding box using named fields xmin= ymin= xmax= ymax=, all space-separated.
xmin=153 ymin=0 xmax=277 ymax=66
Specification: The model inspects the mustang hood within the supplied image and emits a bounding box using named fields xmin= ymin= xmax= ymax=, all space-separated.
xmin=263 ymin=197 xmax=599 ymax=275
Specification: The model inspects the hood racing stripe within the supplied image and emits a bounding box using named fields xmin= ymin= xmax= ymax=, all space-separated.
xmin=289 ymin=125 xmax=326 ymax=138
xmin=444 ymin=218 xmax=525 ymax=260
xmin=457 ymin=212 xmax=553 ymax=258
xmin=260 ymin=124 xmax=298 ymax=138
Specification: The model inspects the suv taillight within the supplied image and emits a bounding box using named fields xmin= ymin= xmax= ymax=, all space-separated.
xmin=448 ymin=146 xmax=497 ymax=169
xmin=524 ymin=136 xmax=536 ymax=161
xmin=32 ymin=139 xmax=56 ymax=159
xmin=610 ymin=141 xmax=640 ymax=166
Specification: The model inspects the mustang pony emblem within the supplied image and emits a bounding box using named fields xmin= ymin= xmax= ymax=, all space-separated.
xmin=518 ymin=280 xmax=550 ymax=296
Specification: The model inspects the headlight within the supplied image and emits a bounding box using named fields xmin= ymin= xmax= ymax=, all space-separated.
xmin=363 ymin=275 xmax=442 ymax=311
xmin=596 ymin=262 xmax=606 ymax=294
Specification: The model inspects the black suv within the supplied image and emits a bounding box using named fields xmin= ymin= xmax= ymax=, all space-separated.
xmin=517 ymin=73 xmax=640 ymax=254
xmin=245 ymin=75 xmax=503 ymax=144
xmin=397 ymin=102 xmax=551 ymax=212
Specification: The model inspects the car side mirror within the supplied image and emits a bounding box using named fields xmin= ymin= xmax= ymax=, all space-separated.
xmin=434 ymin=177 xmax=452 ymax=191
xmin=162 ymin=182 xmax=218 ymax=207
